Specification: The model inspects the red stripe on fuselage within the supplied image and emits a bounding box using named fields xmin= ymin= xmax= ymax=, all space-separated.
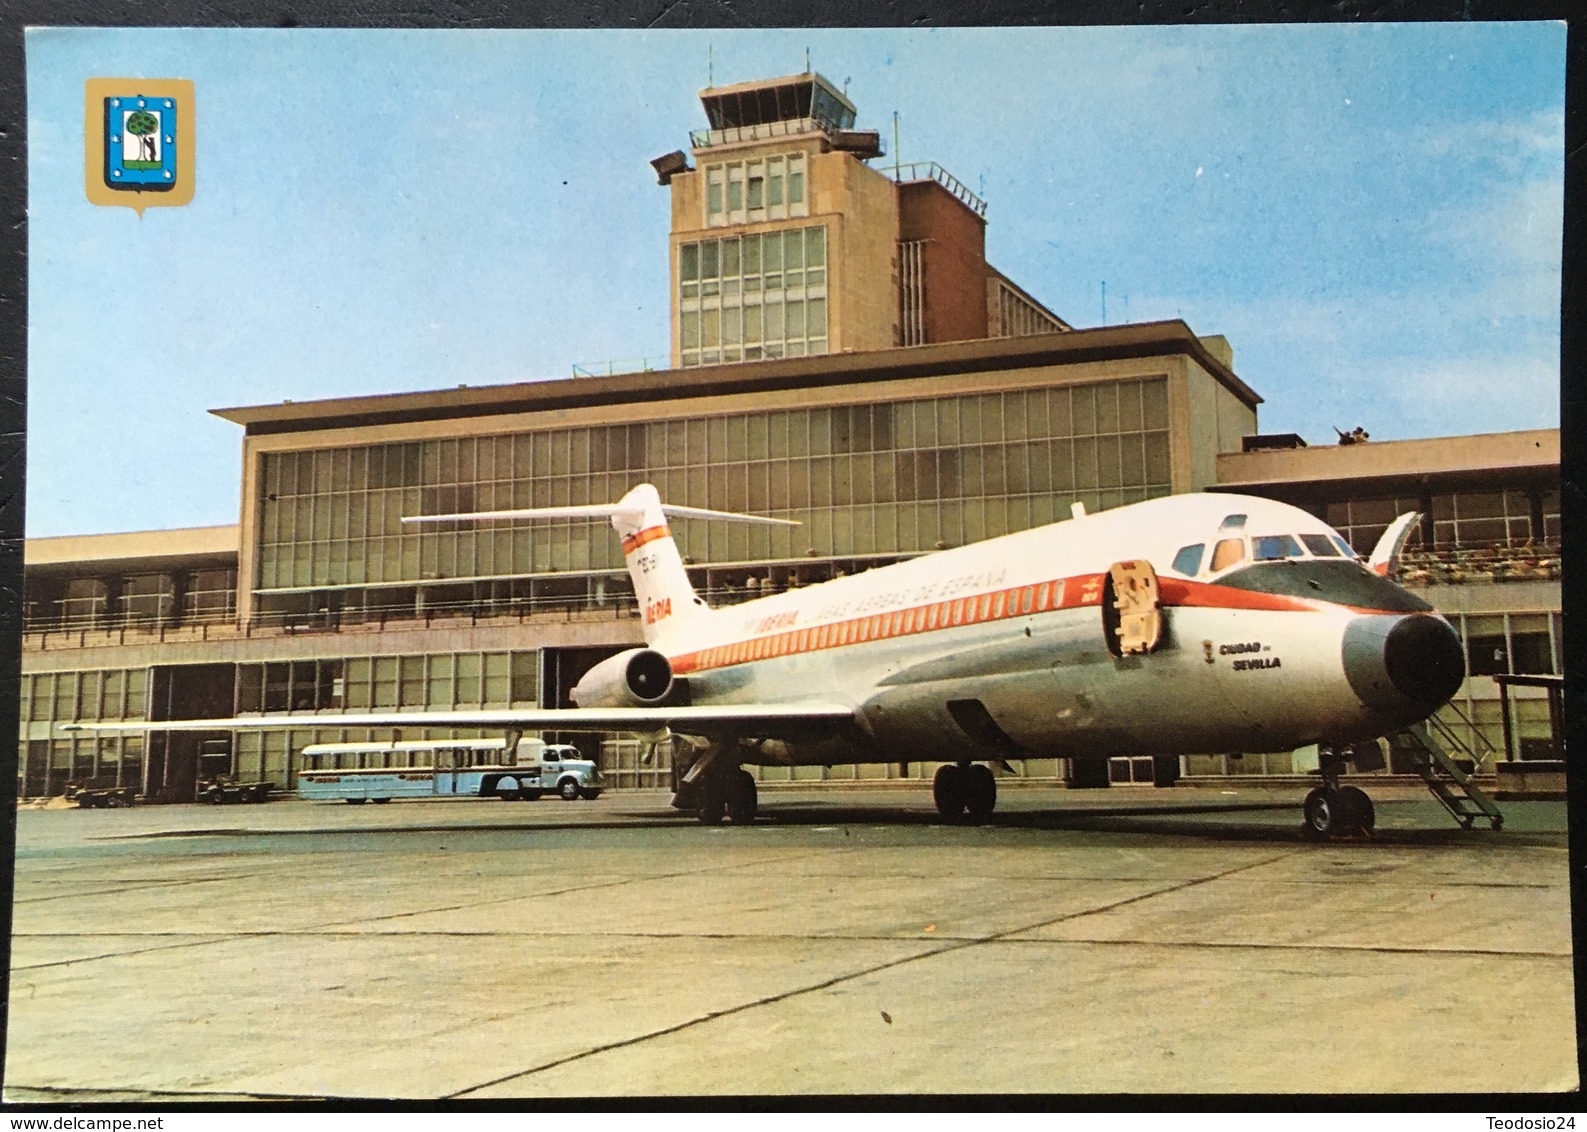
xmin=665 ymin=571 xmax=1410 ymax=676
xmin=1158 ymin=577 xmax=1316 ymax=613
xmin=622 ymin=525 xmax=671 ymax=555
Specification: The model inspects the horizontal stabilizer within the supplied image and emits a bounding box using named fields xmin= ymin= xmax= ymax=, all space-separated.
xmin=400 ymin=483 xmax=795 ymax=644
xmin=404 ymin=503 xmax=797 ymax=527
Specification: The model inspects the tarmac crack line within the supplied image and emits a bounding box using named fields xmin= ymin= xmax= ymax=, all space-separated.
xmin=444 ymin=847 xmax=1303 ymax=1098
xmin=991 ymin=936 xmax=1574 ymax=960
xmin=12 ymin=873 xmax=265 ymax=905
xmin=10 ymin=936 xmax=238 ymax=972
xmin=15 ymin=925 xmax=1570 ymax=963
xmin=8 ymin=846 xmax=869 ymax=969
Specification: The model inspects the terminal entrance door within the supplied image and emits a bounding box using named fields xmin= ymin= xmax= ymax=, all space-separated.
xmin=145 ymin=664 xmax=235 ymax=802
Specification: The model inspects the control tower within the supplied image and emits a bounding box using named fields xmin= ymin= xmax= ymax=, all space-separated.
xmin=652 ymin=71 xmax=1068 ymax=369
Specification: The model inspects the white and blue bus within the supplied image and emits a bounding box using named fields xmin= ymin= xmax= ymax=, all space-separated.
xmin=296 ymin=737 xmax=603 ymax=804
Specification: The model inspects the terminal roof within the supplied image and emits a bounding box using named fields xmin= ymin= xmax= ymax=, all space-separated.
xmin=211 ymin=321 xmax=1260 ymax=437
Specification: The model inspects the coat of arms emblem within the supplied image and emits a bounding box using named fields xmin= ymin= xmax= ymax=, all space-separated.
xmin=84 ymin=78 xmax=193 ymax=212
xmin=104 ymin=94 xmax=177 ymax=190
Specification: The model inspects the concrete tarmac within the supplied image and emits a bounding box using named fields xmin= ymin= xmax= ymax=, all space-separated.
xmin=3 ymin=783 xmax=1577 ymax=1100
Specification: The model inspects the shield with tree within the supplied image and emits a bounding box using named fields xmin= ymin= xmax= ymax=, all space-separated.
xmin=124 ymin=110 xmax=161 ymax=168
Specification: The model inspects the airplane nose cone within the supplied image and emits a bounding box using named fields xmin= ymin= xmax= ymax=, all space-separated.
xmin=1342 ymin=614 xmax=1465 ymax=713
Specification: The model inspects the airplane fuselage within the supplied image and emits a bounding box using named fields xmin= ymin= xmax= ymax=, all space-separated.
xmin=636 ymin=493 xmax=1461 ymax=767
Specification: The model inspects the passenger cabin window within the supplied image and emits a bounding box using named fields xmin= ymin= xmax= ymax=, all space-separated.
xmin=1210 ymin=537 xmax=1247 ymax=573
xmin=1252 ymin=535 xmax=1304 ymax=561
xmin=1171 ymin=544 xmax=1206 ymax=577
xmin=1299 ymin=533 xmax=1342 ymax=557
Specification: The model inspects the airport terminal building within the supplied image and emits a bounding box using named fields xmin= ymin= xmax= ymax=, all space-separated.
xmin=16 ymin=73 xmax=1563 ymax=800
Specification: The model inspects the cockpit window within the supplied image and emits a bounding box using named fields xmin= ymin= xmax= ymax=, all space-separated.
xmin=1171 ymin=544 xmax=1206 ymax=577
xmin=1210 ymin=537 xmax=1247 ymax=572
xmin=1332 ymin=534 xmax=1359 ymax=559
xmin=1252 ymin=535 xmax=1304 ymax=561
xmin=1299 ymin=533 xmax=1342 ymax=557
xmin=1219 ymin=514 xmax=1248 ymax=531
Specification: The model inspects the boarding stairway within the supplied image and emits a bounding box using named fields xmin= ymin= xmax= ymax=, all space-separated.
xmin=1386 ymin=708 xmax=1504 ymax=830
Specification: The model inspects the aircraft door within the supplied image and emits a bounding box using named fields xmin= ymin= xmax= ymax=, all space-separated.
xmin=1103 ymin=560 xmax=1163 ymax=656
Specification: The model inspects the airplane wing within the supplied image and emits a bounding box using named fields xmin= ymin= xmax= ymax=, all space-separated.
xmin=59 ymin=703 xmax=856 ymax=739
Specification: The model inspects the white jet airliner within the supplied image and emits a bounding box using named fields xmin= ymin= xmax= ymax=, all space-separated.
xmin=66 ymin=485 xmax=1459 ymax=837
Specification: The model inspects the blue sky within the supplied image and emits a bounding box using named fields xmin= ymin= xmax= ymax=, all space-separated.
xmin=25 ymin=25 xmax=1565 ymax=538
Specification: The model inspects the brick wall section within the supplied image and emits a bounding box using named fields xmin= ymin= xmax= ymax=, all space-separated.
xmin=897 ymin=179 xmax=989 ymax=344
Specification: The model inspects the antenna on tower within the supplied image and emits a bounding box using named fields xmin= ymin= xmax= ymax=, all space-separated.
xmin=893 ymin=111 xmax=901 ymax=180
xmin=1101 ymin=280 xmax=1108 ymax=325
xmin=805 ymin=47 xmax=811 ymax=73
xmin=707 ymin=42 xmax=713 ymax=88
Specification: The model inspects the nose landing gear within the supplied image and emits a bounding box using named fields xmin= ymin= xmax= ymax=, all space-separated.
xmin=1302 ymin=749 xmax=1377 ymax=839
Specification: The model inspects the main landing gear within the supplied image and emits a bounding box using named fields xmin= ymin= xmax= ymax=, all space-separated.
xmin=692 ymin=767 xmax=758 ymax=826
xmin=933 ymin=762 xmax=997 ymax=822
xmin=1302 ymin=751 xmax=1376 ymax=839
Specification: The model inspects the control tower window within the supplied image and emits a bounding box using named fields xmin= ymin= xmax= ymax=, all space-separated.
xmin=705 ymin=152 xmax=807 ymax=227
xmin=679 ymin=225 xmax=828 ymax=366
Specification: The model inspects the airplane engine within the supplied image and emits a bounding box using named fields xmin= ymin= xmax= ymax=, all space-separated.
xmin=570 ymin=648 xmax=681 ymax=707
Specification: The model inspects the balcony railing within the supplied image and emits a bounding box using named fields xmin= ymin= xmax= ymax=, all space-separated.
xmin=690 ymin=117 xmax=832 ymax=150
xmin=891 ymin=161 xmax=987 ymax=217
xmin=23 ymin=556 xmax=920 ymax=650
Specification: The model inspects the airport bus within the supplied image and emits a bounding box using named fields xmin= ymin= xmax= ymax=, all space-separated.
xmin=296 ymin=737 xmax=603 ymax=804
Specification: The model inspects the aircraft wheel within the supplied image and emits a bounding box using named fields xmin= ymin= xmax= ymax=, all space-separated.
xmin=1303 ymin=787 xmax=1336 ymax=837
xmin=1337 ymin=786 xmax=1374 ymax=833
xmin=520 ymin=790 xmax=543 ymax=802
xmin=372 ymin=798 xmax=391 ymax=805
xmin=345 ymin=798 xmax=368 ymax=805
xmin=726 ymin=769 xmax=757 ymax=825
xmin=1303 ymin=786 xmax=1364 ymax=837
xmin=933 ymin=764 xmax=967 ymax=819
xmin=964 ymin=764 xmax=997 ymax=822
xmin=697 ymin=776 xmax=725 ymax=825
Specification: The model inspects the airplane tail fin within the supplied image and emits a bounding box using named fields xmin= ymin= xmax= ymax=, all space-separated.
xmin=404 ymin=484 xmax=796 ymax=643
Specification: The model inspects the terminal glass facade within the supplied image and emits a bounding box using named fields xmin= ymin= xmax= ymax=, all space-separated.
xmin=254 ymin=376 xmax=1174 ymax=598
xmin=19 ymin=668 xmax=149 ymax=796
xmin=1325 ymin=488 xmax=1560 ymax=553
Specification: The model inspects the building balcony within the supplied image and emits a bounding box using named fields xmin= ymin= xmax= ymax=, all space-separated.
xmin=1394 ymin=543 xmax=1561 ymax=587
